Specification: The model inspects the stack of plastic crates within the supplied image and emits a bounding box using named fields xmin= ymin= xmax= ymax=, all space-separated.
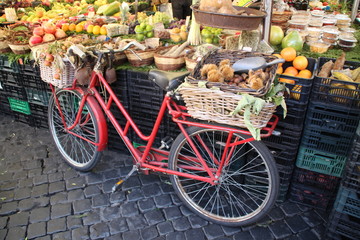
xmin=290 ymin=58 xmax=360 ymax=210
xmin=106 ymin=69 xmax=132 ymax=152
xmin=262 ymin=57 xmax=317 ymax=202
xmin=326 ymin=124 xmax=360 ymax=239
xmin=126 ymin=70 xmax=168 ymax=148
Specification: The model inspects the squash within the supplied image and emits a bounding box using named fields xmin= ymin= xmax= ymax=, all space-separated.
xmin=103 ymin=1 xmax=121 ymax=16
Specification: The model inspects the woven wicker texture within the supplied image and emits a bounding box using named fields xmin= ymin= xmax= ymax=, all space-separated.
xmin=124 ymin=48 xmax=156 ymax=67
xmin=39 ymin=58 xmax=75 ymax=88
xmin=189 ymin=49 xmax=278 ymax=96
xmin=179 ymin=87 xmax=276 ymax=129
xmin=154 ymin=46 xmax=186 ymax=71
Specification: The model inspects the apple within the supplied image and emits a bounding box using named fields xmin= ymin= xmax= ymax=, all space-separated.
xmin=33 ymin=27 xmax=45 ymax=37
xmin=43 ymin=22 xmax=57 ymax=35
xmin=29 ymin=35 xmax=43 ymax=46
xmin=55 ymin=29 xmax=67 ymax=39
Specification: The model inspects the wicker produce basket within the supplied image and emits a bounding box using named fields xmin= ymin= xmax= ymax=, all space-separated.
xmin=188 ymin=49 xmax=278 ymax=97
xmin=178 ymin=86 xmax=276 ymax=129
xmin=39 ymin=58 xmax=76 ymax=88
xmin=0 ymin=41 xmax=11 ymax=53
xmin=8 ymin=43 xmax=31 ymax=54
xmin=185 ymin=51 xmax=198 ymax=72
xmin=154 ymin=46 xmax=187 ymax=71
xmin=113 ymin=51 xmax=128 ymax=66
xmin=124 ymin=48 xmax=156 ymax=67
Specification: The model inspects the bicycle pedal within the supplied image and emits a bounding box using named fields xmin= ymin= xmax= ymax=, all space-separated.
xmin=159 ymin=136 xmax=174 ymax=150
xmin=111 ymin=165 xmax=138 ymax=193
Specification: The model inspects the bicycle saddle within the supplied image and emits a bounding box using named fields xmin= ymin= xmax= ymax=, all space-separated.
xmin=148 ymin=70 xmax=190 ymax=91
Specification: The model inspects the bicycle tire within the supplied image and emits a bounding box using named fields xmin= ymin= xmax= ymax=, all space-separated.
xmin=168 ymin=126 xmax=279 ymax=226
xmin=48 ymin=89 xmax=103 ymax=171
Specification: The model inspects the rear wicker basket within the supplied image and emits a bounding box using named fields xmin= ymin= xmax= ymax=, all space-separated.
xmin=124 ymin=48 xmax=156 ymax=67
xmin=154 ymin=46 xmax=186 ymax=71
xmin=39 ymin=58 xmax=75 ymax=88
xmin=179 ymin=86 xmax=276 ymax=129
xmin=189 ymin=49 xmax=278 ymax=97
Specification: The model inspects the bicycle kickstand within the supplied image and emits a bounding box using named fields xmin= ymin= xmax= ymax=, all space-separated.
xmin=112 ymin=165 xmax=138 ymax=193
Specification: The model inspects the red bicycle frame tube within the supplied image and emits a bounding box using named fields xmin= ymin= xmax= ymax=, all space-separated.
xmin=51 ymin=70 xmax=279 ymax=185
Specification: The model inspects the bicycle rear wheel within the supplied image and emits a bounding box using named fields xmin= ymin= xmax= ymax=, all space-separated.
xmin=168 ymin=126 xmax=279 ymax=226
xmin=48 ymin=89 xmax=103 ymax=171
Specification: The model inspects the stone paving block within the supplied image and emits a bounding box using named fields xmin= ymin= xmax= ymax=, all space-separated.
xmin=14 ymin=187 xmax=31 ymax=200
xmin=47 ymin=217 xmax=67 ymax=234
xmin=103 ymin=169 xmax=119 ymax=181
xmin=49 ymin=181 xmax=65 ymax=194
xmin=105 ymin=233 xmax=122 ymax=240
xmin=102 ymin=179 xmax=118 ymax=194
xmin=86 ymin=173 xmax=103 ymax=185
xmin=122 ymin=230 xmax=140 ymax=240
xmin=179 ymin=205 xmax=193 ymax=216
xmin=90 ymin=222 xmax=110 ymax=239
xmin=154 ymin=194 xmax=173 ymax=208
xmin=163 ymin=206 xmax=182 ymax=220
xmin=66 ymin=215 xmax=83 ymax=230
xmin=28 ymin=168 xmax=42 ymax=178
xmin=280 ymin=202 xmax=302 ymax=217
xmin=138 ymin=198 xmax=156 ymax=213
xmin=122 ymin=176 xmax=141 ymax=191
xmin=101 ymin=206 xmax=121 ymax=221
xmin=166 ymin=231 xmax=186 ymax=240
xmin=297 ymin=229 xmax=320 ymax=240
xmin=0 ymin=201 xmax=18 ymax=216
xmin=109 ymin=218 xmax=129 ymax=235
xmin=268 ymin=220 xmax=293 ymax=239
xmin=172 ymin=217 xmax=191 ymax=231
xmin=127 ymin=215 xmax=148 ymax=230
xmin=66 ymin=177 xmax=86 ymax=191
xmin=34 ymin=197 xmax=50 ymax=208
xmin=119 ymin=166 xmax=134 ymax=177
xmin=312 ymin=223 xmax=326 ymax=239
xmin=203 ymin=224 xmax=225 ymax=240
xmin=30 ymin=207 xmax=50 ymax=223
xmin=52 ymin=231 xmax=71 ymax=240
xmin=50 ymin=192 xmax=68 ymax=205
xmin=36 ymin=236 xmax=51 ymax=240
xmin=126 ymin=188 xmax=145 ymax=202
xmin=51 ymin=203 xmax=72 ymax=219
xmin=110 ymin=191 xmax=126 ymax=204
xmin=73 ymin=199 xmax=92 ymax=214
xmin=83 ymin=211 xmax=101 ymax=226
xmin=140 ymin=226 xmax=159 ymax=240
xmin=1 ymin=180 xmax=17 ymax=191
xmin=8 ymin=211 xmax=29 ymax=227
xmin=144 ymin=209 xmax=165 ymax=226
xmin=139 ymin=174 xmax=161 ymax=185
xmin=159 ymin=182 xmax=174 ymax=194
xmin=67 ymin=189 xmax=84 ymax=202
xmin=0 ymin=217 xmax=7 ymax=229
xmin=72 ymin=226 xmax=89 ymax=240
xmin=120 ymin=202 xmax=139 ymax=217
xmin=0 ymin=190 xmax=14 ymax=203
xmin=48 ymin=172 xmax=64 ymax=183
xmin=268 ymin=206 xmax=285 ymax=221
xmin=301 ymin=211 xmax=324 ymax=228
xmin=188 ymin=215 xmax=208 ymax=228
xmin=27 ymin=221 xmax=47 ymax=239
xmin=233 ymin=231 xmax=254 ymax=240
xmin=18 ymin=198 xmax=36 ymax=212
xmin=33 ymin=175 xmax=48 ymax=186
xmin=18 ymin=178 xmax=33 ymax=188
xmin=64 ymin=169 xmax=79 ymax=180
xmin=285 ymin=215 xmax=309 ymax=233
xmin=31 ymin=184 xmax=49 ymax=198
xmin=143 ymin=184 xmax=162 ymax=198
xmin=92 ymin=194 xmax=110 ymax=208
xmin=6 ymin=226 xmax=26 ymax=240
xmin=84 ymin=185 xmax=101 ymax=198
xmin=185 ymin=228 xmax=206 ymax=240
xmin=0 ymin=229 xmax=7 ymax=240
xmin=249 ymin=226 xmax=274 ymax=240
xmin=157 ymin=221 xmax=174 ymax=235
xmin=221 ymin=226 xmax=242 ymax=236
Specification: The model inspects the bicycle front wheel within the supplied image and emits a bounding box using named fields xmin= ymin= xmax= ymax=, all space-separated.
xmin=48 ymin=89 xmax=103 ymax=171
xmin=168 ymin=126 xmax=279 ymax=226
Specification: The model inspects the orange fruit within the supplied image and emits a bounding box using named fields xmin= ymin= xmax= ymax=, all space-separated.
xmin=100 ymin=26 xmax=107 ymax=35
xmin=92 ymin=25 xmax=100 ymax=35
xmin=279 ymin=73 xmax=296 ymax=84
xmin=284 ymin=66 xmax=299 ymax=76
xmin=293 ymin=56 xmax=308 ymax=70
xmin=75 ymin=24 xmax=84 ymax=33
xmin=296 ymin=69 xmax=312 ymax=79
xmin=69 ymin=23 xmax=76 ymax=31
xmin=273 ymin=53 xmax=284 ymax=67
xmin=280 ymin=47 xmax=297 ymax=62
xmin=276 ymin=66 xmax=283 ymax=74
xmin=61 ymin=24 xmax=69 ymax=32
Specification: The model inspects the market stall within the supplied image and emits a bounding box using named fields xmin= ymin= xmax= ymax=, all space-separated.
xmin=0 ymin=0 xmax=359 ymax=236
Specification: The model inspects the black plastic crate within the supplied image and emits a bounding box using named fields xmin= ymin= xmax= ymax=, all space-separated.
xmin=17 ymin=60 xmax=41 ymax=77
xmin=275 ymin=101 xmax=308 ymax=129
xmin=326 ymin=210 xmax=360 ymax=240
xmin=29 ymin=103 xmax=48 ymax=128
xmin=107 ymin=123 xmax=131 ymax=153
xmin=292 ymin=167 xmax=340 ymax=191
xmin=3 ymin=83 xmax=28 ymax=101
xmin=276 ymin=57 xmax=316 ymax=104
xmin=304 ymin=102 xmax=360 ymax=136
xmin=301 ymin=127 xmax=355 ymax=157
xmin=341 ymin=135 xmax=360 ymax=192
xmin=288 ymin=182 xmax=337 ymax=210
xmin=312 ymin=58 xmax=360 ymax=111
xmin=263 ymin=122 xmax=302 ymax=148
xmin=0 ymin=94 xmax=11 ymax=115
xmin=266 ymin=143 xmax=299 ymax=167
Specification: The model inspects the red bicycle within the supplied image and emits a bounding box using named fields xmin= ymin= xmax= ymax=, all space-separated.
xmin=47 ymin=42 xmax=280 ymax=226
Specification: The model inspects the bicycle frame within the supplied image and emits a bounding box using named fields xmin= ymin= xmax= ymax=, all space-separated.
xmin=51 ymin=70 xmax=279 ymax=185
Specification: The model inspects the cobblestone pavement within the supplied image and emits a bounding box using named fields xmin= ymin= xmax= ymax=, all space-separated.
xmin=0 ymin=113 xmax=328 ymax=240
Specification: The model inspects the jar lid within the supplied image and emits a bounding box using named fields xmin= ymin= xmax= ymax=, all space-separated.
xmin=323 ymin=29 xmax=340 ymax=35
xmin=339 ymin=35 xmax=358 ymax=43
xmin=335 ymin=14 xmax=350 ymax=20
xmin=338 ymin=42 xmax=356 ymax=48
xmin=340 ymin=27 xmax=356 ymax=33
xmin=311 ymin=10 xmax=325 ymax=17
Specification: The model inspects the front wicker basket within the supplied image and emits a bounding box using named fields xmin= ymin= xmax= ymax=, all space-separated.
xmin=189 ymin=49 xmax=279 ymax=97
xmin=179 ymin=86 xmax=276 ymax=129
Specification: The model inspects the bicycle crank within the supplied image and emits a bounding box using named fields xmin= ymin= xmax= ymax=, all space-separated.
xmin=111 ymin=165 xmax=138 ymax=193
